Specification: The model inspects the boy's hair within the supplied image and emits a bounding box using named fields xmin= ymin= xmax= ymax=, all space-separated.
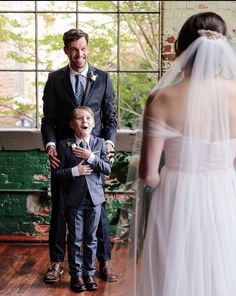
xmin=69 ymin=106 xmax=95 ymax=121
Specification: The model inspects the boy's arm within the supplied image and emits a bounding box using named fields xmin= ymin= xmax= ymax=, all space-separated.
xmin=88 ymin=140 xmax=112 ymax=176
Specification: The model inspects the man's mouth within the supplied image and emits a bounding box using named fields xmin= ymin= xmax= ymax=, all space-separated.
xmin=76 ymin=57 xmax=84 ymax=63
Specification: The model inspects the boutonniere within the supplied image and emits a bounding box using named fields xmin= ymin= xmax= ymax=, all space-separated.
xmin=67 ymin=141 xmax=77 ymax=150
xmin=88 ymin=70 xmax=98 ymax=82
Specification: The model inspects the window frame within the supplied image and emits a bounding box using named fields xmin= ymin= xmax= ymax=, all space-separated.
xmin=0 ymin=0 xmax=163 ymax=130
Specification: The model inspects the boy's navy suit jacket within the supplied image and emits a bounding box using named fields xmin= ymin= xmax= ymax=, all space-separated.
xmin=52 ymin=135 xmax=111 ymax=208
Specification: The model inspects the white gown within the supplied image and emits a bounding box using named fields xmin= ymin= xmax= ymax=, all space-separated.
xmin=137 ymin=131 xmax=236 ymax=296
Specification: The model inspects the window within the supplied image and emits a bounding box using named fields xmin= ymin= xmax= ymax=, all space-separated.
xmin=0 ymin=1 xmax=162 ymax=129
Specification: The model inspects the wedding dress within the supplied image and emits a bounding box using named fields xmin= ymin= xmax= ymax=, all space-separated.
xmin=136 ymin=128 xmax=236 ymax=296
xmin=103 ymin=30 xmax=236 ymax=296
xmin=134 ymin=32 xmax=236 ymax=296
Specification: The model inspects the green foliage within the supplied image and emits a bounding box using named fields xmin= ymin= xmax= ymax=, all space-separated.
xmin=0 ymin=1 xmax=160 ymax=128
xmin=105 ymin=151 xmax=133 ymax=191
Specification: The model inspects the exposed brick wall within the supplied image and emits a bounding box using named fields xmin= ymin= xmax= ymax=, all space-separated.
xmin=0 ymin=151 xmax=51 ymax=236
xmin=162 ymin=1 xmax=236 ymax=70
xmin=0 ymin=150 xmax=128 ymax=237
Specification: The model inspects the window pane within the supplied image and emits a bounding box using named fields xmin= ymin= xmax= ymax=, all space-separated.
xmin=78 ymin=1 xmax=118 ymax=12
xmin=37 ymin=1 xmax=75 ymax=11
xmin=119 ymin=73 xmax=158 ymax=128
xmin=38 ymin=13 xmax=76 ymax=70
xmin=78 ymin=13 xmax=117 ymax=71
xmin=0 ymin=72 xmax=36 ymax=128
xmin=120 ymin=13 xmax=159 ymax=71
xmin=0 ymin=1 xmax=34 ymax=11
xmin=38 ymin=72 xmax=49 ymax=122
xmin=119 ymin=1 xmax=160 ymax=12
xmin=0 ymin=13 xmax=35 ymax=70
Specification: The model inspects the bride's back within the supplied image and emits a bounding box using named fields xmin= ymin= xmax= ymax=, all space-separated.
xmin=148 ymin=78 xmax=236 ymax=141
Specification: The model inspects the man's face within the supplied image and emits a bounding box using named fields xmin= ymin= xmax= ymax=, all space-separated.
xmin=64 ymin=37 xmax=88 ymax=72
xmin=70 ymin=109 xmax=94 ymax=139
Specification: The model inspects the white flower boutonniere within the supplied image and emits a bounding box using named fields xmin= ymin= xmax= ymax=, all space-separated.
xmin=88 ymin=70 xmax=98 ymax=82
xmin=67 ymin=141 xmax=77 ymax=151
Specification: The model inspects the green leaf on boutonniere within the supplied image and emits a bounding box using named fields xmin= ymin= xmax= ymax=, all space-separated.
xmin=88 ymin=70 xmax=98 ymax=81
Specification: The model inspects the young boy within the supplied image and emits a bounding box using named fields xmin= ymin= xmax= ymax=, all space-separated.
xmin=52 ymin=106 xmax=112 ymax=292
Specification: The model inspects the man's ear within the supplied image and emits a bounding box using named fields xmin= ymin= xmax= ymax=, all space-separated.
xmin=64 ymin=46 xmax=68 ymax=56
xmin=70 ymin=121 xmax=74 ymax=129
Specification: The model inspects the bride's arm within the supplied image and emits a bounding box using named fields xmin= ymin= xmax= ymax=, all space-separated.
xmin=139 ymin=93 xmax=165 ymax=188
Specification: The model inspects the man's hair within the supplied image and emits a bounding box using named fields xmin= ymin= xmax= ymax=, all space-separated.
xmin=70 ymin=106 xmax=94 ymax=121
xmin=63 ymin=28 xmax=89 ymax=48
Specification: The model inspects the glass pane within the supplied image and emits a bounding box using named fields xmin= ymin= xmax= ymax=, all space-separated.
xmin=77 ymin=13 xmax=117 ymax=71
xmin=38 ymin=13 xmax=76 ymax=70
xmin=37 ymin=1 xmax=75 ymax=11
xmin=119 ymin=72 xmax=158 ymax=128
xmin=0 ymin=1 xmax=34 ymax=11
xmin=80 ymin=1 xmax=118 ymax=12
xmin=120 ymin=13 xmax=160 ymax=71
xmin=0 ymin=72 xmax=36 ymax=128
xmin=0 ymin=13 xmax=35 ymax=70
xmin=38 ymin=72 xmax=49 ymax=123
xmin=119 ymin=1 xmax=159 ymax=12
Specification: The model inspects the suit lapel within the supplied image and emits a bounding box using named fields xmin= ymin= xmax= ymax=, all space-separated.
xmin=61 ymin=66 xmax=77 ymax=103
xmin=83 ymin=65 xmax=97 ymax=105
xmin=89 ymin=135 xmax=95 ymax=151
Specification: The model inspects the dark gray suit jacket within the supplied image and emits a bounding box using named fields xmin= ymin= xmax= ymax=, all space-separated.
xmin=52 ymin=135 xmax=112 ymax=208
xmin=41 ymin=64 xmax=117 ymax=146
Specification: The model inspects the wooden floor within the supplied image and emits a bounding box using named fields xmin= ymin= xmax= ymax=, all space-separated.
xmin=0 ymin=242 xmax=131 ymax=296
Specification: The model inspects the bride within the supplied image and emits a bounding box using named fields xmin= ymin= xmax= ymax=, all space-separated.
xmin=135 ymin=11 xmax=236 ymax=296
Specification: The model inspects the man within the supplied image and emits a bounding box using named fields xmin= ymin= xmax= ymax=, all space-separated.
xmin=41 ymin=28 xmax=118 ymax=284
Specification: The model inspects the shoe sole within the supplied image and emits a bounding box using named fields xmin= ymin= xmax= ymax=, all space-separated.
xmin=44 ymin=270 xmax=64 ymax=284
xmin=100 ymin=275 xmax=118 ymax=282
xmin=71 ymin=287 xmax=87 ymax=292
xmin=86 ymin=287 xmax=98 ymax=291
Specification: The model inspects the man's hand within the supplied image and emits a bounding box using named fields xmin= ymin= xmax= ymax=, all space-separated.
xmin=47 ymin=145 xmax=60 ymax=169
xmin=106 ymin=143 xmax=115 ymax=163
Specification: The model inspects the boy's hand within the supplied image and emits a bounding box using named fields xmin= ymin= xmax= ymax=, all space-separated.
xmin=77 ymin=160 xmax=93 ymax=175
xmin=72 ymin=146 xmax=91 ymax=160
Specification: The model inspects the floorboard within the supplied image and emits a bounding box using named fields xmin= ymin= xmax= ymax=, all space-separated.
xmin=0 ymin=242 xmax=131 ymax=296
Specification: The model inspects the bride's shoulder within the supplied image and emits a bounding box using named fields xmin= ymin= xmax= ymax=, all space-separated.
xmin=145 ymin=89 xmax=166 ymax=118
xmin=145 ymin=83 xmax=182 ymax=116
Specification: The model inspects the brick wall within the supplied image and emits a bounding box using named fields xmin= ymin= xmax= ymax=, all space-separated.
xmin=0 ymin=151 xmax=51 ymax=237
xmin=162 ymin=1 xmax=236 ymax=70
xmin=0 ymin=150 xmax=129 ymax=238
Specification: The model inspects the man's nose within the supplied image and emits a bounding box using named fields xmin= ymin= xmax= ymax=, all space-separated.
xmin=76 ymin=49 xmax=82 ymax=56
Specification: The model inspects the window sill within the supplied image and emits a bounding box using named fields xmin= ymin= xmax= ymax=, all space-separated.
xmin=0 ymin=129 xmax=139 ymax=151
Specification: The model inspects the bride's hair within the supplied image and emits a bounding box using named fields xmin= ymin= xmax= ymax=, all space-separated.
xmin=174 ymin=12 xmax=227 ymax=57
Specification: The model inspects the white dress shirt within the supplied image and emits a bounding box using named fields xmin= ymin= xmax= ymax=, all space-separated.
xmin=71 ymin=135 xmax=95 ymax=177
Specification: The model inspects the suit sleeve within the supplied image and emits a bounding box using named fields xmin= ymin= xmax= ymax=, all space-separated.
xmin=41 ymin=73 xmax=57 ymax=148
xmin=90 ymin=139 xmax=112 ymax=176
xmin=101 ymin=73 xmax=117 ymax=144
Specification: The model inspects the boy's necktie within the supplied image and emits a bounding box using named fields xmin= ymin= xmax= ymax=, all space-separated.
xmin=79 ymin=140 xmax=88 ymax=149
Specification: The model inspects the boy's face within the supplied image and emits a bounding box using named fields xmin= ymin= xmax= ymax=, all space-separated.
xmin=70 ymin=109 xmax=94 ymax=139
